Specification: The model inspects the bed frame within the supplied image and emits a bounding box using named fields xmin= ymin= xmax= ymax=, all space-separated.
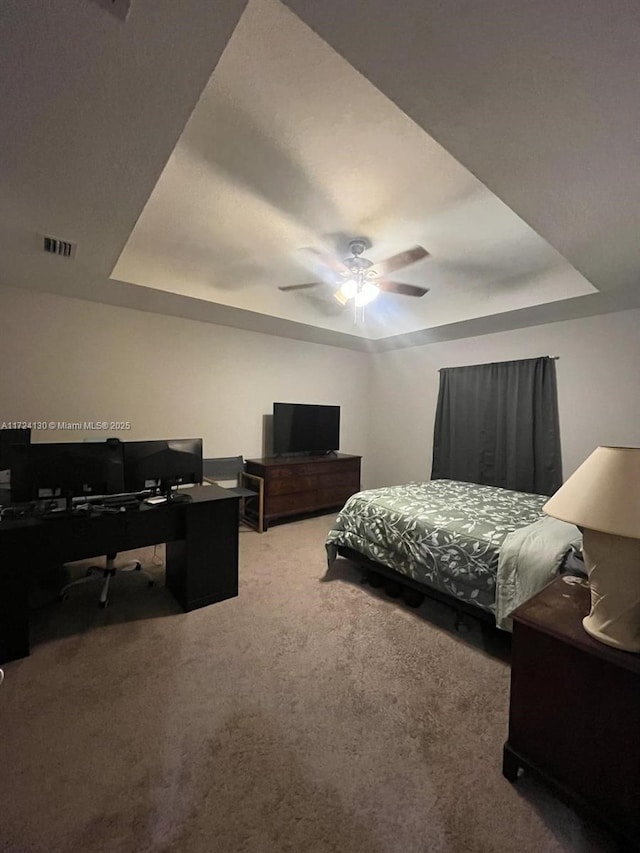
xmin=337 ymin=545 xmax=497 ymax=627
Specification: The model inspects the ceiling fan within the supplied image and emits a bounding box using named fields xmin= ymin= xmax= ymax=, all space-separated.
xmin=279 ymin=239 xmax=430 ymax=311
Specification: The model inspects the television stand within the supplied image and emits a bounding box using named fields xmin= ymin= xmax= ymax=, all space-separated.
xmin=245 ymin=453 xmax=361 ymax=530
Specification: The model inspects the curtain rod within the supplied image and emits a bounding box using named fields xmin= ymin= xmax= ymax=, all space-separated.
xmin=438 ymin=356 xmax=559 ymax=371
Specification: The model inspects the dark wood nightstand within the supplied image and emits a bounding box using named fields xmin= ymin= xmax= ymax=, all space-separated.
xmin=503 ymin=576 xmax=640 ymax=848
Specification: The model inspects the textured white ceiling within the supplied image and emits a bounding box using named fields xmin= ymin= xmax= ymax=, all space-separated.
xmin=1 ymin=0 xmax=638 ymax=350
xmin=113 ymin=0 xmax=595 ymax=340
xmin=284 ymin=0 xmax=640 ymax=295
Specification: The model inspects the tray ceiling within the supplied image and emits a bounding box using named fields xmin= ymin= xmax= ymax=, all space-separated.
xmin=1 ymin=0 xmax=639 ymax=351
xmin=113 ymin=0 xmax=595 ymax=341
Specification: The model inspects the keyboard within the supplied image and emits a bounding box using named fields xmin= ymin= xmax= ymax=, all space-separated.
xmin=100 ymin=494 xmax=141 ymax=509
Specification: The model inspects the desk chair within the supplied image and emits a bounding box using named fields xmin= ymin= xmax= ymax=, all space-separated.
xmin=60 ymin=553 xmax=154 ymax=609
xmin=203 ymin=456 xmax=264 ymax=533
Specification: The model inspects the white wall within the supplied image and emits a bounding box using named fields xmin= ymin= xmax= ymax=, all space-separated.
xmin=0 ymin=286 xmax=374 ymax=484
xmin=3 ymin=286 xmax=638 ymax=495
xmin=368 ymin=309 xmax=640 ymax=488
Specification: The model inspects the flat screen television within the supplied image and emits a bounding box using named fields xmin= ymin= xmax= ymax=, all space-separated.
xmin=123 ymin=438 xmax=203 ymax=497
xmin=272 ymin=403 xmax=340 ymax=455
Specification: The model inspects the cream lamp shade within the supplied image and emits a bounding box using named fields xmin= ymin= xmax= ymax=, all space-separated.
xmin=543 ymin=446 xmax=640 ymax=652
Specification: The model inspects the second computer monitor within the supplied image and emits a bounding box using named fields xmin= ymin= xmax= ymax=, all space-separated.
xmin=122 ymin=438 xmax=203 ymax=494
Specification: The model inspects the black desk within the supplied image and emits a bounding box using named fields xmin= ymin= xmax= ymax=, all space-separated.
xmin=0 ymin=485 xmax=240 ymax=664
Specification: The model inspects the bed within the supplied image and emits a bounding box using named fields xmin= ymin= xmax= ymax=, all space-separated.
xmin=325 ymin=479 xmax=582 ymax=630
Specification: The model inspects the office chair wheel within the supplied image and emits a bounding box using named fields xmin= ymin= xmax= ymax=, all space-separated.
xmin=130 ymin=560 xmax=153 ymax=587
xmin=99 ymin=599 xmax=109 ymax=609
xmin=58 ymin=592 xmax=69 ymax=602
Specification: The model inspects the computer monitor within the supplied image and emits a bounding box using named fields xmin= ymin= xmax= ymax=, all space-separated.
xmin=10 ymin=441 xmax=125 ymax=507
xmin=122 ymin=439 xmax=203 ymax=499
xmin=0 ymin=428 xmax=31 ymax=472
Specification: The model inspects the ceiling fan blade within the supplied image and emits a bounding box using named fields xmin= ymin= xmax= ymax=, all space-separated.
xmin=374 ymin=246 xmax=429 ymax=276
xmin=377 ymin=280 xmax=430 ymax=297
xmin=300 ymin=247 xmax=350 ymax=277
xmin=278 ymin=282 xmax=323 ymax=292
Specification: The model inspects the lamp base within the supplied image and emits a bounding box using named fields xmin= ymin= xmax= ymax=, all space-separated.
xmin=582 ymin=529 xmax=640 ymax=653
xmin=582 ymin=616 xmax=640 ymax=652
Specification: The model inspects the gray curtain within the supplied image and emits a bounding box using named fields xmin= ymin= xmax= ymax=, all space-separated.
xmin=431 ymin=356 xmax=562 ymax=496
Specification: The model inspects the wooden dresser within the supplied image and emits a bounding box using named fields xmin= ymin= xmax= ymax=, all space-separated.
xmin=503 ymin=576 xmax=640 ymax=848
xmin=244 ymin=454 xmax=361 ymax=530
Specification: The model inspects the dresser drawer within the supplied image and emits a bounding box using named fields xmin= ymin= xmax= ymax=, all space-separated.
xmin=316 ymin=486 xmax=357 ymax=507
xmin=318 ymin=459 xmax=360 ymax=475
xmin=267 ymin=491 xmax=318 ymax=516
xmin=317 ymin=471 xmax=359 ymax=490
xmin=269 ymin=464 xmax=319 ymax=480
xmin=268 ymin=474 xmax=317 ymax=496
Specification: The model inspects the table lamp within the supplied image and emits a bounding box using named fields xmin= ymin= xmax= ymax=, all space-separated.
xmin=543 ymin=446 xmax=640 ymax=653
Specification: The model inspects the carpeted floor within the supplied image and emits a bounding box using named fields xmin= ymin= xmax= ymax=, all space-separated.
xmin=0 ymin=515 xmax=620 ymax=853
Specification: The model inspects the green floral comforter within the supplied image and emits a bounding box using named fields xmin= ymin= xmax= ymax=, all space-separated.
xmin=325 ymin=479 xmax=549 ymax=613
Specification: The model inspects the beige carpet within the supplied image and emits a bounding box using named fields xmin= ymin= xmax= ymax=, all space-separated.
xmin=0 ymin=516 xmax=619 ymax=853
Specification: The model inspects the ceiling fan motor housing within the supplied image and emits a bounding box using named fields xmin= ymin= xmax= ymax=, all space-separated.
xmin=347 ymin=238 xmax=369 ymax=257
xmin=346 ymin=238 xmax=375 ymax=276
xmin=346 ymin=256 xmax=374 ymax=273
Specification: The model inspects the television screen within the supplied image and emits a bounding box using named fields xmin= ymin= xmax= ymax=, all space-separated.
xmin=273 ymin=403 xmax=340 ymax=455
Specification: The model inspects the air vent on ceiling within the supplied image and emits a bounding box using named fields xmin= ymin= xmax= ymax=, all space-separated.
xmin=42 ymin=235 xmax=77 ymax=259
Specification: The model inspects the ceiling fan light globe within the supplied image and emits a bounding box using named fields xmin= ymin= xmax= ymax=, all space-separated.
xmin=340 ymin=279 xmax=358 ymax=299
xmin=355 ymin=282 xmax=380 ymax=307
